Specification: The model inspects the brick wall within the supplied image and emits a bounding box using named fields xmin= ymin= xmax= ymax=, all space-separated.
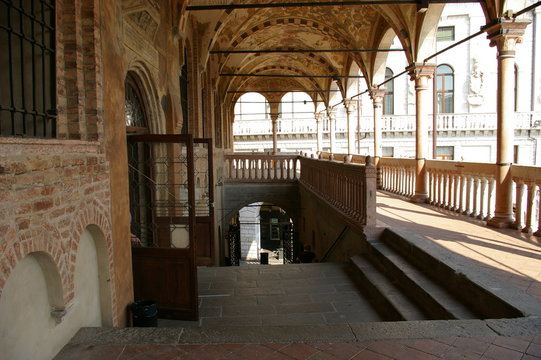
xmin=0 ymin=138 xmax=117 ymax=323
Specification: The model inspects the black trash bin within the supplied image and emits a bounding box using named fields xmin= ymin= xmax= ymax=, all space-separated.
xmin=260 ymin=252 xmax=269 ymax=265
xmin=129 ymin=300 xmax=158 ymax=327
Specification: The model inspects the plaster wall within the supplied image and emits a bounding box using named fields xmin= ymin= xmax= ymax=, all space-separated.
xmin=298 ymin=185 xmax=365 ymax=262
xmin=0 ymin=229 xmax=101 ymax=360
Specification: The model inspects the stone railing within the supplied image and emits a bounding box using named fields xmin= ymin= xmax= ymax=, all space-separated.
xmin=425 ymin=160 xmax=497 ymax=220
xmin=379 ymin=157 xmax=417 ymax=197
xmin=299 ymin=154 xmax=376 ymax=228
xmin=224 ymin=153 xmax=300 ymax=182
xmin=234 ymin=112 xmax=539 ymax=135
xmin=511 ymin=165 xmax=541 ymax=236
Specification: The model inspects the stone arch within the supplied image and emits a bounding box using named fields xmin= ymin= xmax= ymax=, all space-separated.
xmin=0 ymin=227 xmax=67 ymax=303
xmin=69 ymin=202 xmax=115 ymax=326
xmin=372 ymin=28 xmax=399 ymax=86
xmin=125 ymin=61 xmax=165 ymax=134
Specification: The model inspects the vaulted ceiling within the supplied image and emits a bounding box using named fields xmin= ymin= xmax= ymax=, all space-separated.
xmin=181 ymin=0 xmax=513 ymax=109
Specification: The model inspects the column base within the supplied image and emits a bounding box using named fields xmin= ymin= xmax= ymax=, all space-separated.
xmin=410 ymin=194 xmax=429 ymax=203
xmin=487 ymin=215 xmax=514 ymax=228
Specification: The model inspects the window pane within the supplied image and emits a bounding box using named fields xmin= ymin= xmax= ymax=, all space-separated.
xmin=437 ymin=26 xmax=455 ymax=42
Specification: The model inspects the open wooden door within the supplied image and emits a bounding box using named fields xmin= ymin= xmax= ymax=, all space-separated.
xmin=127 ymin=134 xmax=198 ymax=321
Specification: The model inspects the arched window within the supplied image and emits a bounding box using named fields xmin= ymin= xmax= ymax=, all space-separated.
xmin=436 ymin=65 xmax=454 ymax=114
xmin=125 ymin=72 xmax=148 ymax=133
xmin=0 ymin=0 xmax=56 ymax=138
xmin=383 ymin=68 xmax=394 ymax=115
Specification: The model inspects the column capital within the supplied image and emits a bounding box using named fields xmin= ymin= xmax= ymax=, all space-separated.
xmin=368 ymin=88 xmax=386 ymax=108
xmin=343 ymin=99 xmax=357 ymax=114
xmin=315 ymin=112 xmax=325 ymax=122
xmin=269 ymin=113 xmax=280 ymax=121
xmin=483 ymin=18 xmax=531 ymax=53
xmin=406 ymin=63 xmax=436 ymax=82
xmin=326 ymin=107 xmax=336 ymax=119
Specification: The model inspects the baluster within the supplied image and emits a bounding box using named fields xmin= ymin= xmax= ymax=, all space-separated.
xmin=429 ymin=171 xmax=435 ymax=204
xmin=485 ymin=177 xmax=495 ymax=220
xmin=447 ymin=174 xmax=454 ymax=210
xmin=477 ymin=177 xmax=487 ymax=220
xmin=437 ymin=172 xmax=444 ymax=206
xmin=458 ymin=175 xmax=465 ymax=213
xmin=514 ymin=180 xmax=525 ymax=229
xmin=442 ymin=173 xmax=448 ymax=208
xmin=452 ymin=174 xmax=459 ymax=211
xmin=534 ymin=182 xmax=541 ymax=237
xmin=522 ymin=182 xmax=536 ymax=235
xmin=464 ymin=175 xmax=472 ymax=216
xmin=471 ymin=177 xmax=480 ymax=218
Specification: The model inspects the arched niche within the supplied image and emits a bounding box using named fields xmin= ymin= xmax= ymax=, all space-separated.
xmin=84 ymin=224 xmax=113 ymax=327
xmin=0 ymin=251 xmax=65 ymax=360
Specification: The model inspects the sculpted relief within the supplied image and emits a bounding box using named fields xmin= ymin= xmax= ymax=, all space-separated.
xmin=468 ymin=57 xmax=484 ymax=106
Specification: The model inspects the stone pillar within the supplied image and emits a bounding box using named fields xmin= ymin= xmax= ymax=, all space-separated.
xmin=368 ymin=88 xmax=385 ymax=189
xmin=344 ymin=99 xmax=357 ymax=156
xmin=315 ymin=112 xmax=324 ymax=153
xmin=270 ymin=113 xmax=279 ymax=154
xmin=484 ymin=18 xmax=531 ymax=227
xmin=327 ymin=107 xmax=336 ymax=153
xmin=407 ymin=63 xmax=436 ymax=203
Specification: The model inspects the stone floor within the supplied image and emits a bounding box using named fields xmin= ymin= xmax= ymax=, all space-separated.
xmin=159 ymin=262 xmax=381 ymax=328
xmin=54 ymin=191 xmax=541 ymax=360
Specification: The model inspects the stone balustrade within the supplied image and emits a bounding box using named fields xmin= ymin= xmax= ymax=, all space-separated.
xmin=299 ymin=154 xmax=376 ymax=228
xmin=425 ymin=160 xmax=496 ymax=220
xmin=224 ymin=153 xmax=300 ymax=182
xmin=233 ymin=112 xmax=539 ymax=136
xmin=511 ymin=165 xmax=541 ymax=236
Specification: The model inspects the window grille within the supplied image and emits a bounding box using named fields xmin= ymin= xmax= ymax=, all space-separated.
xmin=0 ymin=0 xmax=56 ymax=138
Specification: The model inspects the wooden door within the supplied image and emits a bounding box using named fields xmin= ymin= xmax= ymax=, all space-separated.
xmin=127 ymin=134 xmax=198 ymax=321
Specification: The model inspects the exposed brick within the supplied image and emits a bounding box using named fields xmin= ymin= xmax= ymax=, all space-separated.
xmin=34 ymin=200 xmax=54 ymax=212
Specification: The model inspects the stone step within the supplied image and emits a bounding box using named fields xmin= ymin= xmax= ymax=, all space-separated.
xmin=366 ymin=239 xmax=478 ymax=320
xmin=350 ymin=255 xmax=427 ymax=321
xmin=380 ymin=228 xmax=527 ymax=319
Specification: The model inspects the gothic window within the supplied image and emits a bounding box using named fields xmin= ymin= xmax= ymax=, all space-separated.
xmin=0 ymin=0 xmax=56 ymax=138
xmin=383 ymin=68 xmax=394 ymax=115
xmin=125 ymin=72 xmax=148 ymax=134
xmin=436 ymin=64 xmax=454 ymax=114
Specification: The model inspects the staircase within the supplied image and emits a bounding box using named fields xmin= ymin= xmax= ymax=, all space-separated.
xmin=349 ymin=227 xmax=525 ymax=321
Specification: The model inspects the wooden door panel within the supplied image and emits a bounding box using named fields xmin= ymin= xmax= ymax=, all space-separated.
xmin=132 ymin=247 xmax=198 ymax=320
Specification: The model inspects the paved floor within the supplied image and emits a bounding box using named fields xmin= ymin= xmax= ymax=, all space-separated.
xmin=159 ymin=262 xmax=381 ymax=328
xmin=55 ymin=191 xmax=541 ymax=360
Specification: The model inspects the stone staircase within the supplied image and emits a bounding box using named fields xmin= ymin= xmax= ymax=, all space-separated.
xmin=349 ymin=227 xmax=530 ymax=322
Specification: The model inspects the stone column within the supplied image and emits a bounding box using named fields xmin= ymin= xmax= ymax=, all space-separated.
xmin=315 ymin=112 xmax=324 ymax=153
xmin=369 ymin=88 xmax=385 ymax=189
xmin=327 ymin=107 xmax=336 ymax=153
xmin=270 ymin=113 xmax=279 ymax=154
xmin=484 ymin=18 xmax=531 ymax=227
xmin=344 ymin=99 xmax=357 ymax=156
xmin=407 ymin=63 xmax=436 ymax=203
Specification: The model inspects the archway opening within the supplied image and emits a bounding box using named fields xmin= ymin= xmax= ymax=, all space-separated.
xmin=227 ymin=202 xmax=298 ymax=265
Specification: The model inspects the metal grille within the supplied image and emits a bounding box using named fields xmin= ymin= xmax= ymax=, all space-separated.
xmin=0 ymin=0 xmax=56 ymax=138
xmin=128 ymin=137 xmax=194 ymax=248
xmin=227 ymin=224 xmax=240 ymax=266
xmin=282 ymin=223 xmax=295 ymax=264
